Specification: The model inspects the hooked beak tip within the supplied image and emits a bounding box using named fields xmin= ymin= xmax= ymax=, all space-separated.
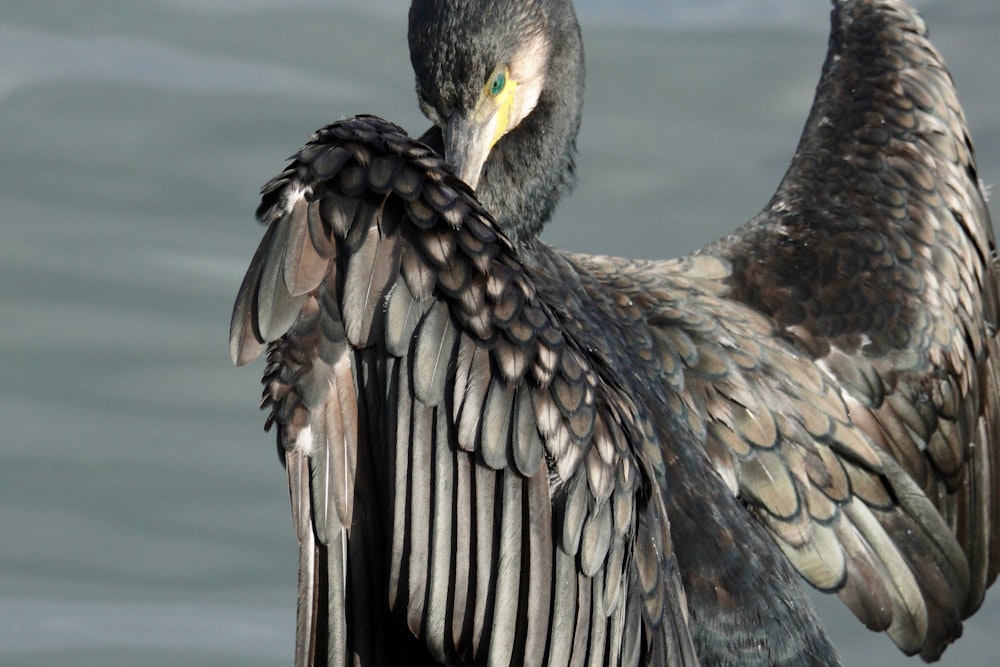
xmin=444 ymin=112 xmax=490 ymax=190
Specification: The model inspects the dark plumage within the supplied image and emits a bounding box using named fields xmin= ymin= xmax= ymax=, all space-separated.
xmin=230 ymin=0 xmax=1000 ymax=664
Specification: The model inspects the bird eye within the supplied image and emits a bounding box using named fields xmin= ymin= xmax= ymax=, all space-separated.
xmin=487 ymin=69 xmax=507 ymax=97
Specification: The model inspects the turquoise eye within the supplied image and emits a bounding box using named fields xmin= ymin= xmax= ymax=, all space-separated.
xmin=489 ymin=71 xmax=506 ymax=96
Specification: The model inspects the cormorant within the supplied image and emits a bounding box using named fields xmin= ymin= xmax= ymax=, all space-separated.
xmin=230 ymin=0 xmax=1000 ymax=664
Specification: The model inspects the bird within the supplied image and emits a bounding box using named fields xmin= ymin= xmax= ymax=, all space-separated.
xmin=229 ymin=0 xmax=1000 ymax=664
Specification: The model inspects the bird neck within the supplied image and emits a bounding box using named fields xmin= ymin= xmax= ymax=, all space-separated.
xmin=480 ymin=91 xmax=581 ymax=243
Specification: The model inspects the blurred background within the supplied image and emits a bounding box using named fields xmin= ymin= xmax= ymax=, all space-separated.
xmin=1 ymin=1 xmax=998 ymax=664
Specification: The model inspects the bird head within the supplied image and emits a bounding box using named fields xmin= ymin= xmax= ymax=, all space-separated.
xmin=408 ymin=0 xmax=584 ymax=241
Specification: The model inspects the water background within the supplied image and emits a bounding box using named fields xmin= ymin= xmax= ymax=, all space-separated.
xmin=2 ymin=1 xmax=999 ymax=664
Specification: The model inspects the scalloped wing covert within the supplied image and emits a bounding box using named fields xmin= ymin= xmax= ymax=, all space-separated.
xmin=230 ymin=117 xmax=700 ymax=666
xmin=699 ymin=0 xmax=999 ymax=660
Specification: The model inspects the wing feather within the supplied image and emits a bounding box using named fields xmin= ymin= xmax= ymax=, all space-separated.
xmin=425 ymin=406 xmax=456 ymax=662
xmin=283 ymin=197 xmax=330 ymax=297
xmin=230 ymin=220 xmax=275 ymax=367
xmin=471 ymin=462 xmax=498 ymax=658
xmin=523 ymin=468 xmax=554 ymax=666
xmin=488 ymin=469 xmax=524 ymax=666
xmin=286 ymin=449 xmax=320 ymax=667
xmin=659 ymin=0 xmax=1000 ymax=659
xmin=450 ymin=447 xmax=475 ymax=657
xmin=233 ymin=115 xmax=699 ymax=665
xmin=547 ymin=547 xmax=578 ymax=666
xmin=256 ymin=203 xmax=306 ymax=341
xmin=405 ymin=398 xmax=434 ymax=638
xmin=388 ymin=354 xmax=412 ymax=612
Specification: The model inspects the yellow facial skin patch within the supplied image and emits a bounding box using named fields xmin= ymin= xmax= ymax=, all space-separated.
xmin=481 ymin=67 xmax=517 ymax=149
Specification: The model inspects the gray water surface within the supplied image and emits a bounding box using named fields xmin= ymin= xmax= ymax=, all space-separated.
xmin=2 ymin=1 xmax=999 ymax=665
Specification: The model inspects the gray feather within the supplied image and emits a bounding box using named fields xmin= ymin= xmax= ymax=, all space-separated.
xmin=580 ymin=501 xmax=612 ymax=578
xmin=389 ymin=359 xmax=413 ymax=610
xmin=548 ymin=547 xmax=578 ymax=667
xmin=413 ymin=301 xmax=458 ymax=406
xmin=406 ymin=399 xmax=435 ymax=637
xmin=487 ymin=469 xmax=523 ymax=666
xmin=451 ymin=450 xmax=475 ymax=654
xmin=284 ymin=196 xmax=330 ymax=297
xmin=385 ymin=279 xmax=426 ymax=357
xmin=257 ymin=203 xmax=307 ymax=341
xmin=343 ymin=224 xmax=401 ymax=348
xmin=229 ymin=220 xmax=276 ymax=366
xmin=512 ymin=385 xmax=544 ymax=477
xmin=481 ymin=378 xmax=515 ymax=470
xmin=523 ymin=470 xmax=554 ymax=666
xmin=424 ymin=407 xmax=455 ymax=662
xmin=471 ymin=464 xmax=497 ymax=657
xmin=287 ymin=450 xmax=319 ymax=667
xmin=457 ymin=342 xmax=490 ymax=451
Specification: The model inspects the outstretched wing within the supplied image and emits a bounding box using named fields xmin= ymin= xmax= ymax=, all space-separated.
xmin=699 ymin=0 xmax=999 ymax=659
xmin=230 ymin=116 xmax=699 ymax=666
